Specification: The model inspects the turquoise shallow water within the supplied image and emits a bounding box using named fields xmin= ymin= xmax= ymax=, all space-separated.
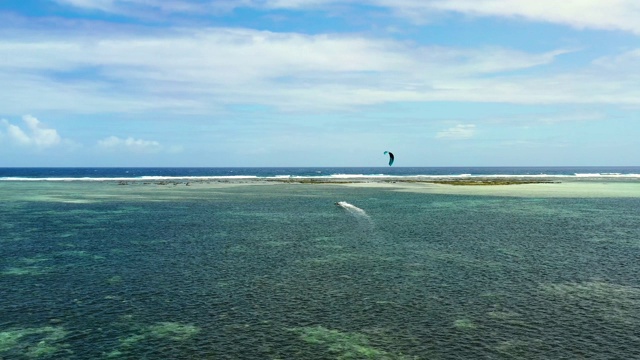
xmin=1 ymin=182 xmax=639 ymax=359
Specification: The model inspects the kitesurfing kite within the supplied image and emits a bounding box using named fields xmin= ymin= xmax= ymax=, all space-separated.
xmin=384 ymin=151 xmax=394 ymax=166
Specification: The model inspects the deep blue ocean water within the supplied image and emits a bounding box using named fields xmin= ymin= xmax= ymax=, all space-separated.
xmin=1 ymin=173 xmax=639 ymax=359
xmin=1 ymin=166 xmax=640 ymax=180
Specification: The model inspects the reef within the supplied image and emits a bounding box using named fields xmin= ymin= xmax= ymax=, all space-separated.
xmin=268 ymin=178 xmax=558 ymax=186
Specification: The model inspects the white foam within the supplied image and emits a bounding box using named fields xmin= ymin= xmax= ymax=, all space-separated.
xmin=2 ymin=172 xmax=640 ymax=182
xmin=336 ymin=201 xmax=369 ymax=217
xmin=575 ymin=173 xmax=640 ymax=178
xmin=0 ymin=175 xmax=259 ymax=182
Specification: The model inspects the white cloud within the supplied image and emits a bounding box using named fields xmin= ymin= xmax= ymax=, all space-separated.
xmin=264 ymin=0 xmax=640 ymax=34
xmin=55 ymin=0 xmax=117 ymax=12
xmin=421 ymin=0 xmax=640 ymax=34
xmin=53 ymin=0 xmax=249 ymax=15
xmin=436 ymin=124 xmax=476 ymax=139
xmin=0 ymin=26 xmax=591 ymax=114
xmin=0 ymin=115 xmax=62 ymax=148
xmin=593 ymin=49 xmax=640 ymax=70
xmin=97 ymin=136 xmax=162 ymax=152
xmin=55 ymin=0 xmax=640 ymax=35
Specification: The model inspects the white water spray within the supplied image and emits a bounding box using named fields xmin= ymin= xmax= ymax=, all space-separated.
xmin=335 ymin=201 xmax=370 ymax=218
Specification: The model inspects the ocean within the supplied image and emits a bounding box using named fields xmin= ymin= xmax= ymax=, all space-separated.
xmin=1 ymin=167 xmax=639 ymax=359
xmin=1 ymin=166 xmax=640 ymax=180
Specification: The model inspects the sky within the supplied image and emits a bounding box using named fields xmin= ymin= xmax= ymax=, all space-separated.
xmin=1 ymin=0 xmax=639 ymax=167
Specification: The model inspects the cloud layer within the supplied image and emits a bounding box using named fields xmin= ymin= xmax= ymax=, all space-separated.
xmin=55 ymin=0 xmax=640 ymax=34
xmin=2 ymin=0 xmax=639 ymax=166
xmin=1 ymin=23 xmax=638 ymax=116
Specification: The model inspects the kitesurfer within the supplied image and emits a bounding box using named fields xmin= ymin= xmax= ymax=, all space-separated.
xmin=384 ymin=151 xmax=394 ymax=166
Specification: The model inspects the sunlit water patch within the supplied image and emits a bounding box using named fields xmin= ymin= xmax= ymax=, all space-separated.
xmin=1 ymin=182 xmax=639 ymax=358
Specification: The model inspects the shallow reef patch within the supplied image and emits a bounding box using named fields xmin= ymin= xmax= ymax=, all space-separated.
xmin=292 ymin=325 xmax=412 ymax=359
xmin=540 ymin=281 xmax=640 ymax=323
xmin=106 ymin=321 xmax=200 ymax=357
xmin=0 ymin=326 xmax=69 ymax=358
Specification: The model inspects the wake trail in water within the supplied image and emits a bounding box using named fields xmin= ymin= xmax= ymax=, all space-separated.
xmin=335 ymin=201 xmax=380 ymax=244
xmin=335 ymin=201 xmax=369 ymax=218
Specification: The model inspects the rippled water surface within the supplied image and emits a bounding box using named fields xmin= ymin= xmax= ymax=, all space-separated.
xmin=1 ymin=182 xmax=639 ymax=359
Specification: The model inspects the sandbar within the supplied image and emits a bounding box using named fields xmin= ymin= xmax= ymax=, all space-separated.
xmin=119 ymin=177 xmax=640 ymax=198
xmin=318 ymin=178 xmax=640 ymax=198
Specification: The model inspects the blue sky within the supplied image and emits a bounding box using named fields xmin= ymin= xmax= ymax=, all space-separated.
xmin=1 ymin=0 xmax=639 ymax=167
